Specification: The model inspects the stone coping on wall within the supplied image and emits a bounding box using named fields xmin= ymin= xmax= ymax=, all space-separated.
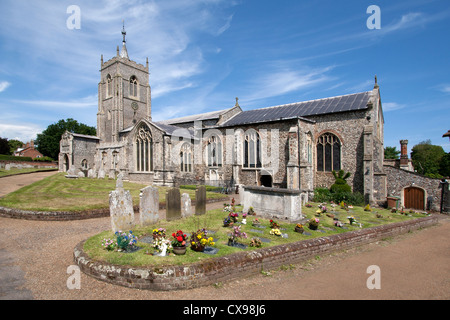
xmin=243 ymin=185 xmax=302 ymax=195
xmin=73 ymin=215 xmax=439 ymax=291
xmin=0 ymin=197 xmax=228 ymax=221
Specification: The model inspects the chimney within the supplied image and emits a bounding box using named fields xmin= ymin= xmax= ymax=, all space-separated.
xmin=400 ymin=140 xmax=409 ymax=168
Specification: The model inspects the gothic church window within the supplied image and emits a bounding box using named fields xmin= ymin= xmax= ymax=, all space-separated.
xmin=130 ymin=76 xmax=138 ymax=97
xmin=207 ymin=135 xmax=222 ymax=167
xmin=106 ymin=74 xmax=112 ymax=97
xmin=135 ymin=126 xmax=152 ymax=172
xmin=317 ymin=133 xmax=341 ymax=172
xmin=244 ymin=130 xmax=261 ymax=168
xmin=180 ymin=143 xmax=192 ymax=172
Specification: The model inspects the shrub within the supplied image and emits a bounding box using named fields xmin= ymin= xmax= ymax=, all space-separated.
xmin=330 ymin=170 xmax=352 ymax=193
xmin=312 ymin=188 xmax=364 ymax=206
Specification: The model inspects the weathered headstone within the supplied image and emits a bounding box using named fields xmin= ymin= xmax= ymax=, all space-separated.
xmin=4 ymin=164 xmax=11 ymax=171
xmin=87 ymin=169 xmax=96 ymax=178
xmin=97 ymin=169 xmax=105 ymax=179
xmin=109 ymin=184 xmax=135 ymax=233
xmin=166 ymin=188 xmax=181 ymax=221
xmin=77 ymin=171 xmax=85 ymax=178
xmin=140 ymin=186 xmax=160 ymax=225
xmin=181 ymin=193 xmax=192 ymax=218
xmin=195 ymin=185 xmax=206 ymax=216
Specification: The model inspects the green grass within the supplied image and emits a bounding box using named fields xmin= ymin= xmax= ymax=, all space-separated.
xmin=0 ymin=167 xmax=57 ymax=178
xmin=0 ymin=172 xmax=225 ymax=211
xmin=83 ymin=202 xmax=429 ymax=267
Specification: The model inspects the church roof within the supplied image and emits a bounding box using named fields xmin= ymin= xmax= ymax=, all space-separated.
xmin=221 ymin=91 xmax=373 ymax=127
xmin=158 ymin=107 xmax=234 ymax=125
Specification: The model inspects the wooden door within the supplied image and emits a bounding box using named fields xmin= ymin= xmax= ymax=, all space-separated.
xmin=404 ymin=187 xmax=424 ymax=210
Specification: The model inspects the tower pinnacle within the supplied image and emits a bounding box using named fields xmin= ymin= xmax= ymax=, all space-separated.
xmin=120 ymin=20 xmax=129 ymax=60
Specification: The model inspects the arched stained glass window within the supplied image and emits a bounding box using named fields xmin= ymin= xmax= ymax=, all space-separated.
xmin=135 ymin=126 xmax=152 ymax=172
xmin=180 ymin=143 xmax=193 ymax=172
xmin=207 ymin=135 xmax=222 ymax=167
xmin=243 ymin=130 xmax=261 ymax=168
xmin=317 ymin=133 xmax=341 ymax=172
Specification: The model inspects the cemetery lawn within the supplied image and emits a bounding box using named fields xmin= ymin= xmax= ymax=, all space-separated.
xmin=83 ymin=203 xmax=430 ymax=267
xmin=0 ymin=172 xmax=225 ymax=212
xmin=0 ymin=167 xmax=57 ymax=178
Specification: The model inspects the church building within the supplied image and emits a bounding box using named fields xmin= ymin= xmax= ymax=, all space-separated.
xmin=59 ymin=27 xmax=387 ymax=205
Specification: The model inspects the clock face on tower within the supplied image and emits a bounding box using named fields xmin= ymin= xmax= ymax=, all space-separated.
xmin=131 ymin=101 xmax=139 ymax=111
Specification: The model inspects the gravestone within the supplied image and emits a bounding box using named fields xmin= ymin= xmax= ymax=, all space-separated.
xmin=4 ymin=164 xmax=11 ymax=171
xmin=97 ymin=169 xmax=105 ymax=179
xmin=109 ymin=183 xmax=134 ymax=233
xmin=87 ymin=169 xmax=96 ymax=178
xmin=166 ymin=188 xmax=181 ymax=221
xmin=195 ymin=186 xmax=206 ymax=215
xmin=181 ymin=193 xmax=193 ymax=218
xmin=140 ymin=186 xmax=160 ymax=225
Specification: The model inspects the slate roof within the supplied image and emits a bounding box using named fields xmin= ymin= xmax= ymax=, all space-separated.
xmin=158 ymin=107 xmax=234 ymax=125
xmin=221 ymin=91 xmax=373 ymax=127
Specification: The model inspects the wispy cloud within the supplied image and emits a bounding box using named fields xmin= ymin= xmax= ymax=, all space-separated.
xmin=11 ymin=95 xmax=98 ymax=109
xmin=0 ymin=81 xmax=11 ymax=92
xmin=0 ymin=123 xmax=43 ymax=142
xmin=383 ymin=102 xmax=406 ymax=112
xmin=244 ymin=66 xmax=334 ymax=103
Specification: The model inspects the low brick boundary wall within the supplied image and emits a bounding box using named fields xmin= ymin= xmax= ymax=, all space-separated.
xmin=0 ymin=197 xmax=228 ymax=221
xmin=73 ymin=215 xmax=439 ymax=291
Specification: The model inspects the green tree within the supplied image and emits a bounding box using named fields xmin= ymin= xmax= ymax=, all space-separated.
xmin=411 ymin=140 xmax=445 ymax=178
xmin=384 ymin=146 xmax=400 ymax=159
xmin=8 ymin=139 xmax=24 ymax=155
xmin=0 ymin=137 xmax=9 ymax=155
xmin=439 ymin=153 xmax=450 ymax=177
xmin=35 ymin=118 xmax=96 ymax=160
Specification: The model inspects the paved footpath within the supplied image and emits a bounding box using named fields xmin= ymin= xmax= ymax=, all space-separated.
xmin=0 ymin=172 xmax=449 ymax=300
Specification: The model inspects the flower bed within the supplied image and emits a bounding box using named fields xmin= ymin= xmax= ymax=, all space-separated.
xmin=74 ymin=214 xmax=439 ymax=291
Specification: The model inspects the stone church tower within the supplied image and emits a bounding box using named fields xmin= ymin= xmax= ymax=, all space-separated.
xmin=97 ymin=24 xmax=151 ymax=143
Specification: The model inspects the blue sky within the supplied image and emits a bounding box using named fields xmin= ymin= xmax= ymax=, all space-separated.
xmin=0 ymin=0 xmax=449 ymax=153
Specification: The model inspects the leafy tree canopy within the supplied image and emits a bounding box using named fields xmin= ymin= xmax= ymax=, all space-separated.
xmin=35 ymin=118 xmax=96 ymax=160
xmin=8 ymin=139 xmax=24 ymax=155
xmin=0 ymin=137 xmax=9 ymax=155
xmin=384 ymin=146 xmax=401 ymax=160
xmin=411 ymin=140 xmax=446 ymax=178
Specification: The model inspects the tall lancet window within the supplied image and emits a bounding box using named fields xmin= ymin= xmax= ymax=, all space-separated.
xmin=316 ymin=133 xmax=341 ymax=172
xmin=180 ymin=143 xmax=193 ymax=172
xmin=207 ymin=135 xmax=222 ymax=167
xmin=130 ymin=76 xmax=138 ymax=97
xmin=135 ymin=125 xmax=153 ymax=172
xmin=243 ymin=130 xmax=261 ymax=168
xmin=106 ymin=74 xmax=112 ymax=97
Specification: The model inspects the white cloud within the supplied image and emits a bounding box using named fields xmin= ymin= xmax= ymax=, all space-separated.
xmin=0 ymin=123 xmax=43 ymax=142
xmin=0 ymin=81 xmax=11 ymax=92
xmin=383 ymin=102 xmax=406 ymax=112
xmin=244 ymin=66 xmax=334 ymax=103
xmin=11 ymin=95 xmax=98 ymax=109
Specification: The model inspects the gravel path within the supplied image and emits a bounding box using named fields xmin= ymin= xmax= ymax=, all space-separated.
xmin=1 ymin=172 xmax=449 ymax=300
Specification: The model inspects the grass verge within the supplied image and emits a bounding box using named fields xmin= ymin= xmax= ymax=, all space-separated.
xmin=0 ymin=172 xmax=225 ymax=211
xmin=83 ymin=202 xmax=429 ymax=267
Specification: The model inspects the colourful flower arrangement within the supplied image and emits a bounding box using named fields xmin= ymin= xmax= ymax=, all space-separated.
xmin=102 ymin=238 xmax=116 ymax=251
xmin=334 ymin=220 xmax=344 ymax=228
xmin=152 ymin=236 xmax=172 ymax=253
xmin=347 ymin=215 xmax=357 ymax=225
xmin=252 ymin=218 xmax=261 ymax=226
xmin=190 ymin=229 xmax=215 ymax=251
xmin=247 ymin=206 xmax=255 ymax=215
xmin=270 ymin=228 xmax=282 ymax=236
xmin=228 ymin=225 xmax=247 ymax=243
xmin=115 ymin=230 xmax=137 ymax=251
xmin=308 ymin=217 xmax=320 ymax=230
xmin=152 ymin=228 xmax=166 ymax=239
xmin=294 ymin=223 xmax=304 ymax=233
xmin=249 ymin=237 xmax=262 ymax=248
xmin=269 ymin=219 xmax=280 ymax=229
xmin=171 ymin=230 xmax=187 ymax=247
